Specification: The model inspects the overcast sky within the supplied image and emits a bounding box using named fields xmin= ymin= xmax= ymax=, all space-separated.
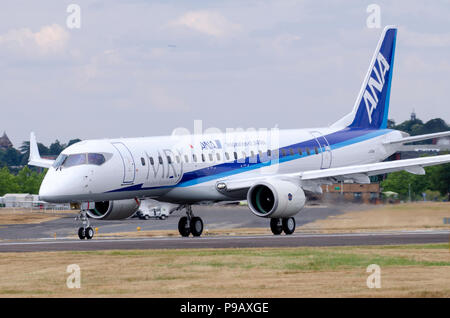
xmin=1 ymin=0 xmax=449 ymax=147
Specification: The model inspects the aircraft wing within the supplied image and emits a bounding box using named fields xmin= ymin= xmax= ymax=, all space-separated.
xmin=219 ymin=154 xmax=450 ymax=192
xmin=296 ymin=154 xmax=450 ymax=181
xmin=384 ymin=131 xmax=450 ymax=145
xmin=28 ymin=132 xmax=54 ymax=168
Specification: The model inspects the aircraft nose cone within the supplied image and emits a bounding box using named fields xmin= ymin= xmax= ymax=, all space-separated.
xmin=38 ymin=175 xmax=56 ymax=202
xmin=38 ymin=170 xmax=70 ymax=203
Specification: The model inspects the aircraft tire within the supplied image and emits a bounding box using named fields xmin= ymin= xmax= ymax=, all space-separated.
xmin=190 ymin=217 xmax=203 ymax=237
xmin=85 ymin=227 xmax=94 ymax=239
xmin=78 ymin=227 xmax=86 ymax=240
xmin=282 ymin=217 xmax=296 ymax=235
xmin=270 ymin=218 xmax=283 ymax=235
xmin=178 ymin=217 xmax=191 ymax=237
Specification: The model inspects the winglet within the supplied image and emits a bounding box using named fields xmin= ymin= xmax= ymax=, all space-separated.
xmin=28 ymin=132 xmax=54 ymax=168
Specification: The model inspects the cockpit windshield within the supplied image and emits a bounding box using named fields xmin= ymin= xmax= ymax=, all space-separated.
xmin=53 ymin=153 xmax=108 ymax=169
xmin=64 ymin=154 xmax=87 ymax=168
xmin=88 ymin=153 xmax=106 ymax=165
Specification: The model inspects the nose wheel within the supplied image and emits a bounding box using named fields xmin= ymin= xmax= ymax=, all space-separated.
xmin=177 ymin=205 xmax=204 ymax=237
xmin=76 ymin=209 xmax=95 ymax=240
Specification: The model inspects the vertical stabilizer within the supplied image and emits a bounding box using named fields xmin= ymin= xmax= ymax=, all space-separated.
xmin=332 ymin=26 xmax=397 ymax=130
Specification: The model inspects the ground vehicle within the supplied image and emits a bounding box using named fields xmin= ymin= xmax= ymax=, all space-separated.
xmin=136 ymin=200 xmax=175 ymax=220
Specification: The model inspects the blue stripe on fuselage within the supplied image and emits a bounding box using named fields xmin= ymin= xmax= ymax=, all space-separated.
xmin=106 ymin=128 xmax=391 ymax=193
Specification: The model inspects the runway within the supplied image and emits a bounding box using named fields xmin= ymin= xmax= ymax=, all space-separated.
xmin=0 ymin=231 xmax=448 ymax=253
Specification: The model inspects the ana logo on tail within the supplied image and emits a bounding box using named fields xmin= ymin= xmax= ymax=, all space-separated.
xmin=364 ymin=52 xmax=390 ymax=124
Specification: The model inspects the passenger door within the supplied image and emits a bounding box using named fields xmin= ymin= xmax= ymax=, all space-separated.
xmin=112 ymin=142 xmax=136 ymax=184
xmin=310 ymin=131 xmax=332 ymax=169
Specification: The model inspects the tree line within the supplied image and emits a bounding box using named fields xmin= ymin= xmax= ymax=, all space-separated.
xmin=0 ymin=166 xmax=45 ymax=196
xmin=381 ymin=160 xmax=450 ymax=201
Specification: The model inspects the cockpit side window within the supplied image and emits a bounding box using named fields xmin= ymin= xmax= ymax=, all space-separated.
xmin=88 ymin=153 xmax=106 ymax=165
xmin=63 ymin=154 xmax=87 ymax=168
xmin=53 ymin=154 xmax=68 ymax=168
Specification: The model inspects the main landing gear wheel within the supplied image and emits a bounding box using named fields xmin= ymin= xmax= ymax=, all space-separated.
xmin=177 ymin=205 xmax=204 ymax=237
xmin=190 ymin=217 xmax=204 ymax=237
xmin=282 ymin=217 xmax=296 ymax=235
xmin=270 ymin=217 xmax=296 ymax=235
xmin=178 ymin=217 xmax=191 ymax=237
xmin=270 ymin=218 xmax=283 ymax=235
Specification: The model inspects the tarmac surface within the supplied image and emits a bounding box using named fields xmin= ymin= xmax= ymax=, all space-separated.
xmin=0 ymin=204 xmax=449 ymax=252
xmin=0 ymin=231 xmax=448 ymax=253
xmin=0 ymin=204 xmax=345 ymax=240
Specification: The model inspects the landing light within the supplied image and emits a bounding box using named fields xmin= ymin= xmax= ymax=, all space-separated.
xmin=216 ymin=182 xmax=227 ymax=190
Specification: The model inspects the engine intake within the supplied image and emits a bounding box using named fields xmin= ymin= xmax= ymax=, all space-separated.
xmin=247 ymin=180 xmax=306 ymax=218
xmin=87 ymin=199 xmax=140 ymax=220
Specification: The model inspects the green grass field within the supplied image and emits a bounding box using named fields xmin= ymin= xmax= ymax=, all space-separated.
xmin=1 ymin=243 xmax=449 ymax=297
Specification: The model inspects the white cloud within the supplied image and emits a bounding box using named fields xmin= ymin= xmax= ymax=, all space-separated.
xmin=170 ymin=10 xmax=241 ymax=37
xmin=399 ymin=26 xmax=450 ymax=48
xmin=0 ymin=24 xmax=69 ymax=55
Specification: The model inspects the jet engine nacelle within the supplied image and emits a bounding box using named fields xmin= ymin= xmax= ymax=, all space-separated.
xmin=86 ymin=199 xmax=140 ymax=220
xmin=247 ymin=180 xmax=306 ymax=218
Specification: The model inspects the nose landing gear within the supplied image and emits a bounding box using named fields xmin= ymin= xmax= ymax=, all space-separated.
xmin=76 ymin=209 xmax=94 ymax=240
xmin=177 ymin=205 xmax=204 ymax=237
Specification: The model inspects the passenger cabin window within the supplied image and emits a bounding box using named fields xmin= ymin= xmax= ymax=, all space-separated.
xmin=192 ymin=154 xmax=197 ymax=162
xmin=298 ymin=148 xmax=302 ymax=155
xmin=158 ymin=156 xmax=163 ymax=164
xmin=167 ymin=156 xmax=172 ymax=164
xmin=281 ymin=149 xmax=286 ymax=157
xmin=201 ymin=154 xmax=206 ymax=162
xmin=289 ymin=148 xmax=294 ymax=156
xmin=267 ymin=149 xmax=271 ymax=157
xmin=184 ymin=155 xmax=189 ymax=163
xmin=233 ymin=152 xmax=238 ymax=160
xmin=209 ymin=153 xmax=213 ymax=161
xmin=314 ymin=147 xmax=319 ymax=154
xmin=140 ymin=157 xmax=146 ymax=166
xmin=216 ymin=153 xmax=221 ymax=161
xmin=225 ymin=152 xmax=230 ymax=160
xmin=149 ymin=157 xmax=154 ymax=165
xmin=306 ymin=148 xmax=310 ymax=155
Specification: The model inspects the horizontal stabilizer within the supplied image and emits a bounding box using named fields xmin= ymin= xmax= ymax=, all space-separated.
xmin=384 ymin=131 xmax=450 ymax=145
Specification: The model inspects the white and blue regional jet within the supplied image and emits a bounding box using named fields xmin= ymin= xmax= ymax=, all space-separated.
xmin=29 ymin=26 xmax=450 ymax=239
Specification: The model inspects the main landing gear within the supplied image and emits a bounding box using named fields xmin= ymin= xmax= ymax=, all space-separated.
xmin=270 ymin=217 xmax=296 ymax=235
xmin=76 ymin=210 xmax=95 ymax=240
xmin=178 ymin=205 xmax=204 ymax=237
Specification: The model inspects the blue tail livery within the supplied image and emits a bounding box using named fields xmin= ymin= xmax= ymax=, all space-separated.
xmin=335 ymin=26 xmax=397 ymax=130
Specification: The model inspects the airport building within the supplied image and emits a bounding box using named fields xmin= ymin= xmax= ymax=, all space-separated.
xmin=1 ymin=193 xmax=36 ymax=208
xmin=321 ymin=183 xmax=381 ymax=204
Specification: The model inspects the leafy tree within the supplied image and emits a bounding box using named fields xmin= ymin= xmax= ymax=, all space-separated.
xmin=0 ymin=167 xmax=20 ymax=196
xmin=387 ymin=119 xmax=396 ymax=128
xmin=68 ymin=139 xmax=82 ymax=147
xmin=381 ymin=171 xmax=430 ymax=200
xmin=49 ymin=140 xmax=65 ymax=155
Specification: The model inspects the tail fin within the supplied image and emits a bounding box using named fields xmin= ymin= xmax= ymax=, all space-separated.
xmin=332 ymin=26 xmax=397 ymax=130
